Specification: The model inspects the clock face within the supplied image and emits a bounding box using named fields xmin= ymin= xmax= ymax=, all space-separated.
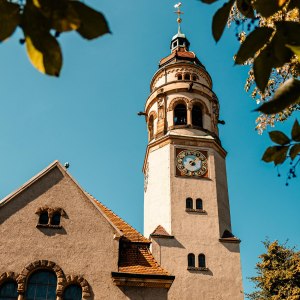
xmin=176 ymin=149 xmax=208 ymax=177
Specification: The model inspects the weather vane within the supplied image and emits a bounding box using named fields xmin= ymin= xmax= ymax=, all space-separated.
xmin=174 ymin=2 xmax=183 ymax=34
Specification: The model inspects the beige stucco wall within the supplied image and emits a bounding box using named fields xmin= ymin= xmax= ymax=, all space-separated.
xmin=0 ymin=166 xmax=168 ymax=300
xmin=144 ymin=142 xmax=243 ymax=299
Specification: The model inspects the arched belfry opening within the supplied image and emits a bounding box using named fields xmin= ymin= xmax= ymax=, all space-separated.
xmin=192 ymin=104 xmax=203 ymax=128
xmin=148 ymin=115 xmax=154 ymax=141
xmin=174 ymin=104 xmax=187 ymax=125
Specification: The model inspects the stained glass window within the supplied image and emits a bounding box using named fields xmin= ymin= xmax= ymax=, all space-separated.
xmin=0 ymin=281 xmax=18 ymax=300
xmin=63 ymin=285 xmax=82 ymax=300
xmin=26 ymin=270 xmax=57 ymax=300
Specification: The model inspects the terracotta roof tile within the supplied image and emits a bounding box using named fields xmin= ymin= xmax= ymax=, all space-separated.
xmin=119 ymin=243 xmax=170 ymax=275
xmin=88 ymin=194 xmax=150 ymax=243
xmin=151 ymin=225 xmax=172 ymax=237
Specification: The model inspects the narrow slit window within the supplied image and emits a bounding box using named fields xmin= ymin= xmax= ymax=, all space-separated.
xmin=51 ymin=213 xmax=61 ymax=226
xmin=186 ymin=198 xmax=193 ymax=209
xmin=198 ymin=254 xmax=206 ymax=268
xmin=148 ymin=115 xmax=154 ymax=141
xmin=196 ymin=199 xmax=203 ymax=210
xmin=188 ymin=253 xmax=195 ymax=267
xmin=39 ymin=212 xmax=49 ymax=225
xmin=192 ymin=104 xmax=203 ymax=128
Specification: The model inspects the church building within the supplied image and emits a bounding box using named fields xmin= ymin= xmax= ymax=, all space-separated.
xmin=0 ymin=5 xmax=243 ymax=300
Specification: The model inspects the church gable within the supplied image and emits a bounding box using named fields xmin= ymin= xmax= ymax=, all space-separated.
xmin=0 ymin=161 xmax=174 ymax=299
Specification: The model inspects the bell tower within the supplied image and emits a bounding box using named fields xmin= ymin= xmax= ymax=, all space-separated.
xmin=143 ymin=3 xmax=243 ymax=299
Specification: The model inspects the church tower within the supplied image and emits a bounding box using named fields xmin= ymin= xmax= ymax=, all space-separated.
xmin=143 ymin=4 xmax=243 ymax=299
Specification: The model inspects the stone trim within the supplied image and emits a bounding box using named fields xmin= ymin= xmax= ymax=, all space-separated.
xmin=0 ymin=272 xmax=17 ymax=285
xmin=111 ymin=272 xmax=175 ymax=289
xmin=147 ymin=110 xmax=157 ymax=122
xmin=187 ymin=267 xmax=209 ymax=272
xmin=190 ymin=98 xmax=209 ymax=115
xmin=185 ymin=208 xmax=207 ymax=214
xmin=17 ymin=260 xmax=66 ymax=295
xmin=65 ymin=275 xmax=91 ymax=299
xmin=167 ymin=97 xmax=189 ymax=112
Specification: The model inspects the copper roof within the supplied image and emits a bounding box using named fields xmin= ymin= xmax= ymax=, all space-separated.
xmin=90 ymin=195 xmax=150 ymax=244
xmin=159 ymin=48 xmax=201 ymax=67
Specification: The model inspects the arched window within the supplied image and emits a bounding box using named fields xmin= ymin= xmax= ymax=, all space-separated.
xmin=192 ymin=75 xmax=197 ymax=81
xmin=198 ymin=254 xmax=206 ymax=268
xmin=63 ymin=284 xmax=82 ymax=300
xmin=26 ymin=270 xmax=57 ymax=300
xmin=192 ymin=104 xmax=203 ymax=127
xmin=184 ymin=73 xmax=190 ymax=80
xmin=188 ymin=253 xmax=195 ymax=267
xmin=39 ymin=212 xmax=49 ymax=225
xmin=174 ymin=104 xmax=187 ymax=125
xmin=148 ymin=115 xmax=154 ymax=141
xmin=186 ymin=198 xmax=193 ymax=209
xmin=177 ymin=74 xmax=182 ymax=80
xmin=51 ymin=213 xmax=61 ymax=226
xmin=0 ymin=281 xmax=18 ymax=299
xmin=196 ymin=198 xmax=203 ymax=210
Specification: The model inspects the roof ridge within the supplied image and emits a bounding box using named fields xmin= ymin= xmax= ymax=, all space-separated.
xmin=87 ymin=193 xmax=150 ymax=244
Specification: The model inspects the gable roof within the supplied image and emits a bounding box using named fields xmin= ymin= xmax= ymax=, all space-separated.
xmin=87 ymin=194 xmax=150 ymax=244
xmin=0 ymin=161 xmax=170 ymax=278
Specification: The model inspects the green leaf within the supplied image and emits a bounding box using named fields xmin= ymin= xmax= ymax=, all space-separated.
xmin=289 ymin=144 xmax=300 ymax=160
xmin=0 ymin=0 xmax=20 ymax=41
xmin=33 ymin=0 xmax=81 ymax=32
xmin=256 ymin=78 xmax=300 ymax=114
xmin=236 ymin=0 xmax=255 ymax=18
xmin=272 ymin=32 xmax=294 ymax=66
xmin=292 ymin=119 xmax=300 ymax=141
xmin=275 ymin=21 xmax=300 ymax=47
xmin=25 ymin=33 xmax=62 ymax=76
xmin=235 ymin=27 xmax=274 ymax=64
xmin=212 ymin=0 xmax=235 ymax=42
xmin=253 ymin=45 xmax=274 ymax=92
xmin=286 ymin=45 xmax=300 ymax=63
xmin=70 ymin=2 xmax=110 ymax=40
xmin=274 ymin=146 xmax=289 ymax=165
xmin=269 ymin=131 xmax=290 ymax=145
xmin=262 ymin=146 xmax=278 ymax=162
xmin=253 ymin=0 xmax=286 ymax=18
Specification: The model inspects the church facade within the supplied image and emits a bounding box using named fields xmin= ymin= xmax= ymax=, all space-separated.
xmin=0 ymin=14 xmax=243 ymax=300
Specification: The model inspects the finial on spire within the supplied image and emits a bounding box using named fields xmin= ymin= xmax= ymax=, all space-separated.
xmin=174 ymin=2 xmax=183 ymax=34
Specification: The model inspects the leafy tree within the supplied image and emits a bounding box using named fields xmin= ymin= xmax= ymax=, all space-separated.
xmin=0 ymin=0 xmax=110 ymax=76
xmin=247 ymin=240 xmax=300 ymax=300
xmin=201 ymin=0 xmax=300 ymax=179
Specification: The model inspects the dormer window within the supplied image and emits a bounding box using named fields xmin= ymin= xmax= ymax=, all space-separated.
xmin=173 ymin=41 xmax=178 ymax=48
xmin=51 ymin=212 xmax=61 ymax=226
xmin=39 ymin=212 xmax=49 ymax=225
xmin=36 ymin=207 xmax=65 ymax=228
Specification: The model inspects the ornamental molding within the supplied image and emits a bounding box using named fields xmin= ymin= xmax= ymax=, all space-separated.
xmin=147 ymin=110 xmax=157 ymax=122
xmin=17 ymin=260 xmax=66 ymax=295
xmin=65 ymin=275 xmax=91 ymax=299
xmin=167 ymin=97 xmax=189 ymax=112
xmin=0 ymin=272 xmax=17 ymax=285
xmin=190 ymin=98 xmax=210 ymax=115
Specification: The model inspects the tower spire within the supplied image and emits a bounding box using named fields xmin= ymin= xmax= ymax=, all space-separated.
xmin=174 ymin=2 xmax=184 ymax=34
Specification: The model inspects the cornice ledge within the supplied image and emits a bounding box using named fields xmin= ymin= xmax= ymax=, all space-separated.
xmin=111 ymin=272 xmax=175 ymax=289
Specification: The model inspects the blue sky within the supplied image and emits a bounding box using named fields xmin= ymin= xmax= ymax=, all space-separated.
xmin=0 ymin=0 xmax=299 ymax=295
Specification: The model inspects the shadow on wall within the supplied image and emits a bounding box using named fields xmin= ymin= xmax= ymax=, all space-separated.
xmin=119 ymin=286 xmax=168 ymax=300
xmin=37 ymin=226 xmax=67 ymax=236
xmin=219 ymin=242 xmax=241 ymax=253
xmin=154 ymin=237 xmax=185 ymax=249
xmin=0 ymin=168 xmax=64 ymax=224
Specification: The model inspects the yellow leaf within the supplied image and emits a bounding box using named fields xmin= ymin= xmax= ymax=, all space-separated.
xmin=25 ymin=33 xmax=62 ymax=76
xmin=286 ymin=44 xmax=300 ymax=62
